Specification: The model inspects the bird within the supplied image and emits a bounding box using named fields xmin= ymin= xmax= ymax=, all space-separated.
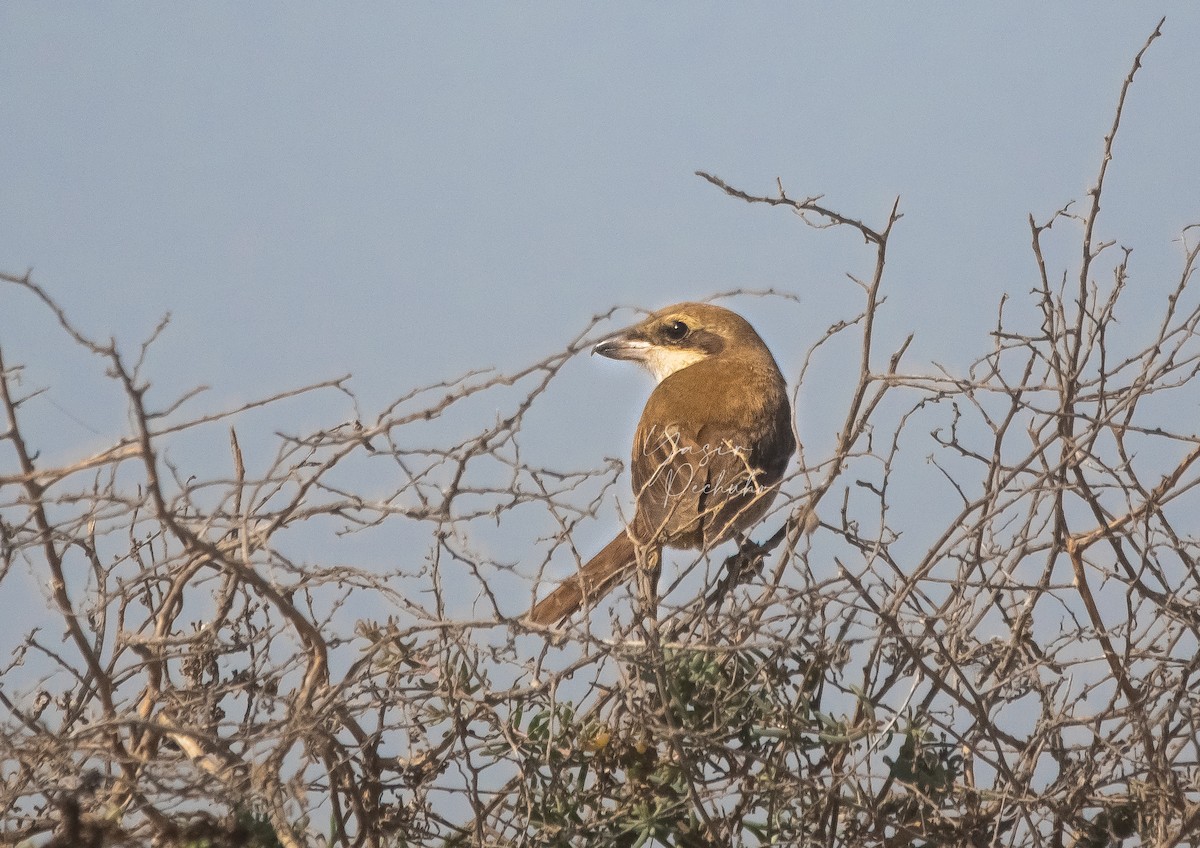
xmin=528 ymin=302 xmax=795 ymax=626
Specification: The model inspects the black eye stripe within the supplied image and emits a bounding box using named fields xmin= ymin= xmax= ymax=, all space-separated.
xmin=663 ymin=320 xmax=689 ymax=341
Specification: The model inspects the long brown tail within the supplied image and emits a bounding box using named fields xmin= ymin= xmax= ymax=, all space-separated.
xmin=528 ymin=532 xmax=640 ymax=626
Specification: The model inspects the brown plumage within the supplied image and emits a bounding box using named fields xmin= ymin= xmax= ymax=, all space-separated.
xmin=528 ymin=302 xmax=795 ymax=626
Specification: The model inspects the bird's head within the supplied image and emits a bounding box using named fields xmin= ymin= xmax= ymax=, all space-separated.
xmin=592 ymin=302 xmax=772 ymax=383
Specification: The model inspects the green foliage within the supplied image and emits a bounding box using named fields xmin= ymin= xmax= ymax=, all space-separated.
xmin=499 ymin=643 xmax=841 ymax=846
xmin=183 ymin=808 xmax=285 ymax=848
xmin=885 ymin=724 xmax=963 ymax=804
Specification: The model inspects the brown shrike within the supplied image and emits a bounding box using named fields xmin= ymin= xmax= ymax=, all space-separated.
xmin=529 ymin=302 xmax=795 ymax=626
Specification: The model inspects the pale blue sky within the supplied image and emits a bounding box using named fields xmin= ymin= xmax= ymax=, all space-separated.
xmin=1 ymin=5 xmax=1197 ymax=580
xmin=4 ymin=7 xmax=1196 ymax=392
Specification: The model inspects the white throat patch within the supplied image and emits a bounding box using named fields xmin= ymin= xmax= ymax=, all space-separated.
xmin=640 ymin=347 xmax=707 ymax=383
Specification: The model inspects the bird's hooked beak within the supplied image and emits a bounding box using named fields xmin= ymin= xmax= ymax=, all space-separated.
xmin=593 ymin=332 xmax=651 ymax=362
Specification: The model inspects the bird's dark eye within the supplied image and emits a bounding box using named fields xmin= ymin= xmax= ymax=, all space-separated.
xmin=663 ymin=320 xmax=689 ymax=341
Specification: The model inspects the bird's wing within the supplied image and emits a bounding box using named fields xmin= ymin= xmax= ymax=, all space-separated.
xmin=632 ymin=368 xmax=793 ymax=549
xmin=631 ymin=419 xmax=767 ymax=548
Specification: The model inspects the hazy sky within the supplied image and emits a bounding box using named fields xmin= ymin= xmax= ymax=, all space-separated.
xmin=1 ymin=6 xmax=1197 ymax=576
